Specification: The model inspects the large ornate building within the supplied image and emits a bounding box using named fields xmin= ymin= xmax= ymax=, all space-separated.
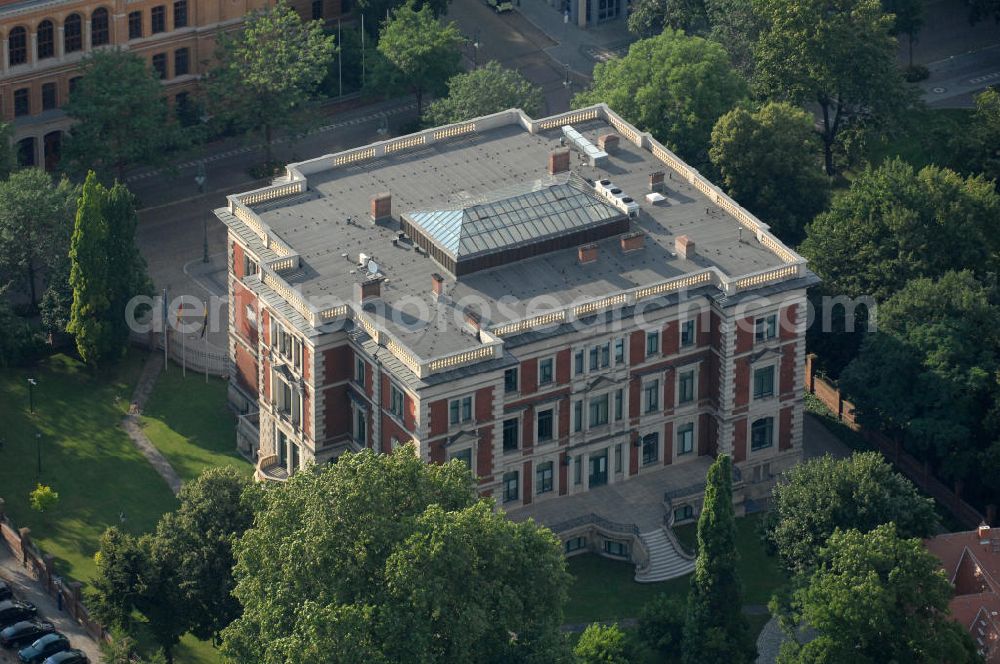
xmin=0 ymin=0 xmax=344 ymax=170
xmin=220 ymin=104 xmax=817 ymax=574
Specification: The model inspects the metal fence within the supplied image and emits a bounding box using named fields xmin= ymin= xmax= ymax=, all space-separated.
xmin=129 ymin=329 xmax=230 ymax=377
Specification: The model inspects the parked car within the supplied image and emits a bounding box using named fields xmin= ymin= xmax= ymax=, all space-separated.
xmin=0 ymin=601 xmax=37 ymax=629
xmin=0 ymin=621 xmax=54 ymax=649
xmin=0 ymin=580 xmax=13 ymax=601
xmin=18 ymin=632 xmax=70 ymax=663
xmin=42 ymin=649 xmax=88 ymax=664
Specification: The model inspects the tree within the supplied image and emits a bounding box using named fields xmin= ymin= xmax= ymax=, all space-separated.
xmin=956 ymin=88 xmax=1000 ymax=185
xmin=377 ymin=2 xmax=463 ymax=119
xmin=682 ymin=454 xmax=755 ymax=664
xmin=67 ymin=172 xmax=112 ymax=366
xmin=0 ymin=122 xmax=16 ymax=180
xmin=800 ymin=158 xmax=1000 ymax=302
xmin=91 ymin=527 xmax=148 ymax=631
xmin=40 ymin=253 xmax=73 ymax=336
xmin=704 ymin=0 xmax=759 ymax=78
xmin=752 ymin=0 xmax=907 ymax=174
xmin=103 ymin=183 xmax=151 ymax=354
xmin=709 ymin=102 xmax=829 ymax=243
xmin=209 ymin=0 xmax=336 ymax=165
xmin=775 ymin=524 xmax=980 ymax=664
xmin=423 ymin=62 xmax=543 ymax=126
xmin=574 ymin=30 xmax=746 ymax=165
xmin=883 ymin=0 xmax=924 ymax=67
xmin=356 ymin=0 xmax=451 ymax=39
xmin=0 ymin=301 xmax=42 ymax=368
xmin=153 ymin=467 xmax=258 ymax=643
xmin=626 ymin=0 xmax=707 ymax=35
xmin=573 ymin=623 xmax=630 ymax=664
xmin=841 ymin=272 xmax=1000 ymax=490
xmin=221 ymin=446 xmax=571 ymax=664
xmin=764 ymin=452 xmax=938 ymax=573
xmin=62 ymin=49 xmax=185 ymax=180
xmin=637 ymin=594 xmax=685 ymax=658
xmin=0 ymin=169 xmax=78 ymax=308
xmin=29 ymin=484 xmax=59 ymax=512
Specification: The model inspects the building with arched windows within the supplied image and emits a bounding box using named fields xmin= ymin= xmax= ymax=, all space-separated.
xmin=0 ymin=0 xmax=346 ymax=170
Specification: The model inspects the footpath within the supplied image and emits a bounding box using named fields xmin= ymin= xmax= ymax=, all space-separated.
xmin=121 ymin=353 xmax=183 ymax=496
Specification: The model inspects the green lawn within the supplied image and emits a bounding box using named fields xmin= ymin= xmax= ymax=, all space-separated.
xmin=0 ymin=352 xmax=179 ymax=582
xmin=866 ymin=107 xmax=972 ymax=171
xmin=566 ymin=513 xmax=787 ymax=626
xmin=139 ymin=368 xmax=252 ymax=483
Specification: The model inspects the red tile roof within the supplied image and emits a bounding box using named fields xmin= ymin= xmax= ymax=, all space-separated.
xmin=925 ymin=527 xmax=1000 ymax=663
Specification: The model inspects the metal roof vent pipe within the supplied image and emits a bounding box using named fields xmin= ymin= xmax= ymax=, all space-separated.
xmin=370 ymin=192 xmax=392 ymax=223
xmin=578 ymin=243 xmax=599 ymax=265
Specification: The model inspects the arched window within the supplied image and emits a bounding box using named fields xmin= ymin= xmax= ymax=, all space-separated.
xmin=91 ymin=8 xmax=109 ymax=46
xmin=64 ymin=14 xmax=82 ymax=53
xmin=750 ymin=417 xmax=774 ymax=451
xmin=8 ymin=27 xmax=27 ymax=66
xmin=37 ymin=20 xmax=55 ymax=59
xmin=17 ymin=137 xmax=35 ymax=168
xmin=43 ymin=131 xmax=62 ymax=171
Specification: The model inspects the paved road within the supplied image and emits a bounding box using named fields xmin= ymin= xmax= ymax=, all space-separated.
xmin=0 ymin=548 xmax=102 ymax=664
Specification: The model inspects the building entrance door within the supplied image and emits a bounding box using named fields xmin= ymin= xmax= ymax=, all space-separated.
xmin=589 ymin=451 xmax=608 ymax=487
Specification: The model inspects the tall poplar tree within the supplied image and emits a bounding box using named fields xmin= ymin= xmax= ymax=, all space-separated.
xmin=104 ymin=182 xmax=151 ymax=352
xmin=682 ymin=454 xmax=755 ymax=664
xmin=67 ymin=172 xmax=112 ymax=366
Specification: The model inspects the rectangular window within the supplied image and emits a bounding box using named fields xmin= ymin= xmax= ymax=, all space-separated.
xmin=614 ymin=338 xmax=625 ymax=365
xmin=129 ymin=11 xmax=143 ymax=39
xmin=614 ymin=389 xmax=623 ymax=421
xmin=173 ymin=0 xmax=188 ymax=28
xmin=589 ymin=346 xmax=599 ymax=371
xmin=646 ymin=330 xmax=660 ymax=356
xmin=41 ymin=83 xmax=56 ymax=111
xmin=389 ymin=384 xmax=404 ymax=419
xmin=152 ymin=53 xmax=167 ymax=79
xmin=462 ymin=396 xmax=472 ymax=422
xmin=601 ymin=342 xmax=610 ymax=368
xmin=354 ymin=357 xmax=365 ymax=385
xmin=604 ymin=540 xmax=628 ymax=557
xmin=536 ymin=461 xmax=553 ymax=494
xmin=502 ymin=418 xmax=519 ymax=452
xmin=450 ymin=396 xmax=473 ymax=425
xmin=13 ymin=88 xmax=29 ymax=117
xmin=312 ymin=0 xmax=324 ymax=20
xmin=674 ymin=505 xmax=694 ymax=522
xmin=565 ymin=536 xmax=586 ymax=553
xmin=678 ymin=370 xmax=695 ymax=404
xmin=537 ymin=408 xmax=554 ymax=443
xmin=574 ymin=455 xmax=583 ymax=485
xmin=644 ymin=379 xmax=659 ymax=413
xmin=539 ymin=357 xmax=554 ymax=384
xmin=678 ymin=423 xmax=694 ymax=455
xmin=751 ymin=417 xmax=774 ymax=450
xmin=755 ymin=314 xmax=778 ymax=343
xmin=589 ymin=394 xmax=609 ymax=427
xmin=642 ymin=432 xmax=659 ymax=466
xmin=354 ymin=406 xmax=367 ymax=445
xmin=574 ymin=350 xmax=584 ymax=375
xmin=681 ymin=319 xmax=695 ymax=347
xmin=450 ymin=448 xmax=472 ymax=468
xmin=754 ymin=366 xmax=775 ymax=399
xmin=614 ymin=443 xmax=622 ymax=473
xmin=151 ymin=5 xmax=166 ymax=33
xmin=504 ymin=367 xmax=518 ymax=394
xmin=574 ymin=400 xmax=583 ymax=433
xmin=174 ymin=48 xmax=189 ymax=76
xmin=503 ymin=471 xmax=519 ymax=503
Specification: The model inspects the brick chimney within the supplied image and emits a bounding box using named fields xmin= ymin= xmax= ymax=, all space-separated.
xmin=676 ymin=235 xmax=695 ymax=260
xmin=649 ymin=171 xmax=665 ymax=192
xmin=431 ymin=273 xmax=444 ymax=298
xmin=370 ymin=192 xmax=392 ymax=222
xmin=578 ymin=243 xmax=598 ymax=264
xmin=597 ymin=133 xmax=619 ymax=154
xmin=620 ymin=231 xmax=644 ymax=253
xmin=978 ymin=523 xmax=991 ymax=541
xmin=354 ymin=275 xmax=384 ymax=303
xmin=548 ymin=148 xmax=570 ymax=174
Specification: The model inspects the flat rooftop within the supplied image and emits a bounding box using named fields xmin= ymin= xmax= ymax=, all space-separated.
xmin=219 ymin=105 xmax=807 ymax=376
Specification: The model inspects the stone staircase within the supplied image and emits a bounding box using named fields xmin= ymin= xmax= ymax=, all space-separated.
xmin=634 ymin=528 xmax=695 ymax=583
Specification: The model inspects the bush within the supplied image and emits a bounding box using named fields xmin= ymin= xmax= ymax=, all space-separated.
xmin=904 ymin=64 xmax=929 ymax=82
xmin=30 ymin=484 xmax=60 ymax=512
xmin=574 ymin=623 xmax=630 ymax=664
xmin=637 ymin=594 xmax=685 ymax=657
xmin=0 ymin=302 xmax=47 ymax=368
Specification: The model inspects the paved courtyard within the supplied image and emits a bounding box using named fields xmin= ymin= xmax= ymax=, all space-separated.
xmin=507 ymin=456 xmax=713 ymax=532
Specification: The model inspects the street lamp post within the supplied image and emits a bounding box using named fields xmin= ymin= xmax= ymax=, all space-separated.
xmin=563 ymin=63 xmax=571 ymax=90
xmin=35 ymin=433 xmax=41 ymax=478
xmin=473 ymin=29 xmax=480 ymax=69
xmin=195 ymin=163 xmax=209 ymax=264
xmin=27 ymin=377 xmax=36 ymax=414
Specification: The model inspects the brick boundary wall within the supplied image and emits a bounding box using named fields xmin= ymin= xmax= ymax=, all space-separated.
xmin=805 ymin=354 xmax=994 ymax=530
xmin=0 ymin=498 xmax=109 ymax=644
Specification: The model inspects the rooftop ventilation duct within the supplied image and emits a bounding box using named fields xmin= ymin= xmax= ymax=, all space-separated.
xmin=562 ymin=125 xmax=608 ymax=167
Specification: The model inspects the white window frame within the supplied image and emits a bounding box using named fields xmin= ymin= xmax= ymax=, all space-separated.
xmin=449 ymin=395 xmax=474 ymax=426
xmin=389 ymin=383 xmax=405 ymax=419
xmin=677 ymin=421 xmax=695 ymax=456
xmin=680 ymin=319 xmax=696 ymax=347
xmin=753 ymin=363 xmax=776 ymax=401
xmin=588 ymin=392 xmax=610 ymax=428
xmin=755 ymin=313 xmax=778 ymax=343
xmin=677 ymin=367 xmax=697 ymax=406
xmin=536 ymin=406 xmax=555 ymax=443
xmin=502 ymin=416 xmax=519 ymax=452
xmin=751 ymin=416 xmax=774 ymax=452
xmin=641 ymin=431 xmax=660 ymax=466
xmin=643 ymin=377 xmax=660 ymax=413
xmin=538 ymin=356 xmax=555 ymax=385
xmin=502 ymin=470 xmax=519 ymax=503
xmin=646 ymin=330 xmax=660 ymax=357
xmin=536 ymin=460 xmax=555 ymax=495
xmin=449 ymin=446 xmax=473 ymax=469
